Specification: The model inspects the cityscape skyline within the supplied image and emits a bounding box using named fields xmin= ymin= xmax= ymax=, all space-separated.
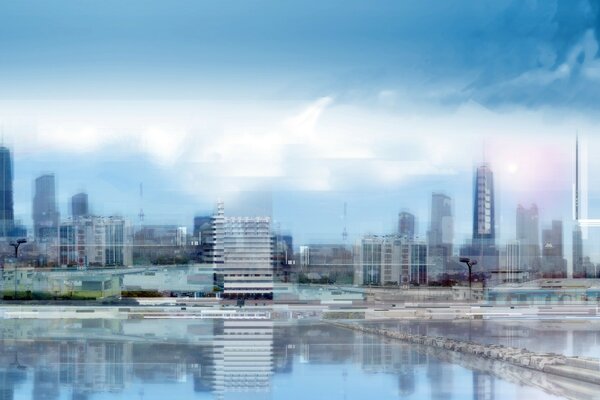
xmin=3 ymin=3 xmax=600 ymax=400
xmin=0 ymin=139 xmax=595 ymax=271
xmin=0 ymin=140 xmax=593 ymax=279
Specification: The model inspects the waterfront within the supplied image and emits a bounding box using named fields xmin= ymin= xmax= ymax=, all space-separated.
xmin=1 ymin=318 xmax=598 ymax=399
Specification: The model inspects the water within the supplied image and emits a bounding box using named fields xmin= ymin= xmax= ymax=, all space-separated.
xmin=0 ymin=318 xmax=597 ymax=399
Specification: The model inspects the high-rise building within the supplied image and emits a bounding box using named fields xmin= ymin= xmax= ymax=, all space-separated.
xmin=572 ymin=225 xmax=584 ymax=278
xmin=398 ymin=211 xmax=416 ymax=239
xmin=460 ymin=164 xmax=498 ymax=273
xmin=71 ymin=192 xmax=89 ymax=219
xmin=541 ymin=220 xmax=567 ymax=278
xmin=473 ymin=163 xmax=495 ymax=243
xmin=212 ymin=202 xmax=273 ymax=299
xmin=516 ymin=204 xmax=540 ymax=273
xmin=428 ymin=193 xmax=453 ymax=281
xmin=33 ymin=174 xmax=60 ymax=241
xmin=60 ymin=216 xmax=132 ymax=267
xmin=0 ymin=146 xmax=14 ymax=237
xmin=573 ymin=136 xmax=586 ymax=278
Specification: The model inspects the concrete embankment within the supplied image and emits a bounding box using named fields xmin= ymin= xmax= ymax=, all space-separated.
xmin=331 ymin=321 xmax=600 ymax=386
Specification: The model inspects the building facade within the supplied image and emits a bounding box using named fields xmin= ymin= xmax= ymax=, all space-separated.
xmin=428 ymin=193 xmax=453 ymax=281
xmin=0 ymin=146 xmax=14 ymax=237
xmin=33 ymin=174 xmax=60 ymax=241
xmin=460 ymin=163 xmax=498 ymax=273
xmin=398 ymin=212 xmax=416 ymax=239
xmin=60 ymin=216 xmax=133 ymax=268
xmin=71 ymin=192 xmax=89 ymax=219
xmin=355 ymin=235 xmax=428 ymax=286
xmin=516 ymin=204 xmax=540 ymax=274
xmin=212 ymin=203 xmax=273 ymax=299
xmin=541 ymin=220 xmax=567 ymax=278
xmin=572 ymin=224 xmax=585 ymax=278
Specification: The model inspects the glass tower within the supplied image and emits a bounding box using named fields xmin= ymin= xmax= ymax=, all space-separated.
xmin=472 ymin=163 xmax=495 ymax=244
xmin=0 ymin=146 xmax=14 ymax=237
xmin=33 ymin=173 xmax=59 ymax=240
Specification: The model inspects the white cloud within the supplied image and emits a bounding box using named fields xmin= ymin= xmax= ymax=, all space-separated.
xmin=0 ymin=96 xmax=591 ymax=203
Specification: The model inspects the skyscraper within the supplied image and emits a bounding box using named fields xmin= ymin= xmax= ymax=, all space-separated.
xmin=572 ymin=226 xmax=584 ymax=278
xmin=33 ymin=174 xmax=60 ymax=241
xmin=460 ymin=163 xmax=498 ymax=272
xmin=428 ymin=193 xmax=453 ymax=281
xmin=0 ymin=146 xmax=14 ymax=237
xmin=541 ymin=220 xmax=567 ymax=278
xmin=473 ymin=163 xmax=495 ymax=243
xmin=398 ymin=211 xmax=416 ymax=239
xmin=573 ymin=135 xmax=586 ymax=278
xmin=516 ymin=204 xmax=540 ymax=273
xmin=71 ymin=192 xmax=89 ymax=219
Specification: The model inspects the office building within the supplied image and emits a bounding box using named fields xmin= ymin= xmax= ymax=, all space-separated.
xmin=473 ymin=163 xmax=495 ymax=243
xmin=355 ymin=235 xmax=427 ymax=286
xmin=516 ymin=204 xmax=540 ymax=273
xmin=398 ymin=211 xmax=416 ymax=239
xmin=428 ymin=193 xmax=453 ymax=281
xmin=0 ymin=146 xmax=14 ymax=237
xmin=60 ymin=216 xmax=132 ymax=267
xmin=460 ymin=164 xmax=498 ymax=273
xmin=33 ymin=174 xmax=60 ymax=241
xmin=496 ymin=242 xmax=522 ymax=284
xmin=573 ymin=224 xmax=585 ymax=278
xmin=71 ymin=192 xmax=89 ymax=219
xmin=212 ymin=202 xmax=273 ymax=299
xmin=541 ymin=220 xmax=567 ymax=278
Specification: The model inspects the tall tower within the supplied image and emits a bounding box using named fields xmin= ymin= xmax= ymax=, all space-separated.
xmin=0 ymin=146 xmax=14 ymax=237
xmin=573 ymin=135 xmax=585 ymax=278
xmin=472 ymin=163 xmax=495 ymax=244
xmin=33 ymin=174 xmax=59 ymax=241
xmin=460 ymin=163 xmax=498 ymax=272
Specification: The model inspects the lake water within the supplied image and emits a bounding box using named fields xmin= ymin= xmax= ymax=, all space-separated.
xmin=0 ymin=318 xmax=597 ymax=399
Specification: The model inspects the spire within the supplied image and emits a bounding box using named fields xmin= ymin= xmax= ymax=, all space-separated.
xmin=575 ymin=132 xmax=579 ymax=221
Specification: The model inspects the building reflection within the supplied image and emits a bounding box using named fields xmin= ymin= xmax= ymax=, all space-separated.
xmin=0 ymin=319 xmax=598 ymax=399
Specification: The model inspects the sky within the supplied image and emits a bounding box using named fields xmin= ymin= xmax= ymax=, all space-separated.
xmin=2 ymin=1 xmax=600 ymax=262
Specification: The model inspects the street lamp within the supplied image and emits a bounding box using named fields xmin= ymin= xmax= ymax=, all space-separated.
xmin=459 ymin=257 xmax=477 ymax=301
xmin=9 ymin=238 xmax=27 ymax=300
xmin=9 ymin=238 xmax=27 ymax=258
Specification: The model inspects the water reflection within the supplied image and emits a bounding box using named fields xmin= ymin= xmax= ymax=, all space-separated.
xmin=0 ymin=319 xmax=596 ymax=399
xmin=365 ymin=319 xmax=600 ymax=358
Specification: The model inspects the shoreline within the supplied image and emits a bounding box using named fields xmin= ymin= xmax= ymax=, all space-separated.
xmin=329 ymin=321 xmax=600 ymax=387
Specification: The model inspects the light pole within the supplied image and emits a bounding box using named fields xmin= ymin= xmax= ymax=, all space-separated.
xmin=459 ymin=257 xmax=477 ymax=302
xmin=9 ymin=238 xmax=27 ymax=299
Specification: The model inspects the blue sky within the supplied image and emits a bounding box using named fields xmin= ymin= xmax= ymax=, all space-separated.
xmin=2 ymin=1 xmax=600 ymax=261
